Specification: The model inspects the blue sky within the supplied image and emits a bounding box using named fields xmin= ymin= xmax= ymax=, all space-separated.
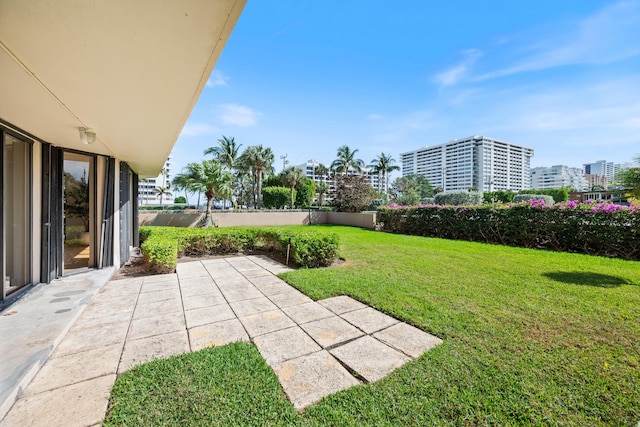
xmin=171 ymin=0 xmax=640 ymax=178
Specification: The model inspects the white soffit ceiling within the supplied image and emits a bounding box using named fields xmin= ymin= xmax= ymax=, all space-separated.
xmin=0 ymin=0 xmax=245 ymax=176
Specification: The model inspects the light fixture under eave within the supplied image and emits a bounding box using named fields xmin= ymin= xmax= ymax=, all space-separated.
xmin=79 ymin=127 xmax=97 ymax=145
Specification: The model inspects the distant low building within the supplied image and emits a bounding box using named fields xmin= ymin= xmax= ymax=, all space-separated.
xmin=294 ymin=159 xmax=382 ymax=193
xmin=530 ymin=165 xmax=587 ymax=191
xmin=584 ymin=174 xmax=607 ymax=190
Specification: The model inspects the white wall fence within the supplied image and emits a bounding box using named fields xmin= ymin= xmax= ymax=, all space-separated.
xmin=139 ymin=210 xmax=377 ymax=229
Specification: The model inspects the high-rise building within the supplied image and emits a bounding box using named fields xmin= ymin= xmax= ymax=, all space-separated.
xmin=138 ymin=157 xmax=172 ymax=204
xmin=530 ymin=165 xmax=587 ymax=191
xmin=400 ymin=136 xmax=534 ymax=192
xmin=583 ymin=160 xmax=622 ymax=188
xmin=584 ymin=174 xmax=607 ymax=190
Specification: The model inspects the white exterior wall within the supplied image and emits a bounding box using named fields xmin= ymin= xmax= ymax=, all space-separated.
xmin=138 ymin=157 xmax=172 ymax=204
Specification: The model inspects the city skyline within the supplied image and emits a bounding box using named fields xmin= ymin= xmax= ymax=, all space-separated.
xmin=169 ymin=1 xmax=639 ymax=180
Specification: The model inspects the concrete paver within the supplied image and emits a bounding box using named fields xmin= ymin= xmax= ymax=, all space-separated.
xmin=253 ymin=326 xmax=321 ymax=366
xmin=188 ymin=318 xmax=249 ymax=351
xmin=300 ymin=315 xmax=364 ymax=348
xmin=340 ymin=306 xmax=399 ymax=334
xmin=319 ymin=295 xmax=367 ymax=314
xmin=329 ymin=335 xmax=410 ymax=383
xmin=273 ymin=350 xmax=360 ymax=410
xmin=118 ymin=330 xmax=190 ymax=374
xmin=1 ymin=256 xmax=443 ymax=424
xmin=1 ymin=375 xmax=115 ymax=427
xmin=184 ymin=304 xmax=235 ymax=329
xmin=239 ymin=309 xmax=296 ymax=338
xmin=373 ymin=322 xmax=443 ymax=358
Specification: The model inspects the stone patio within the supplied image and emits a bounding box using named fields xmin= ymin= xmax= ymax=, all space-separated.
xmin=1 ymin=255 xmax=442 ymax=425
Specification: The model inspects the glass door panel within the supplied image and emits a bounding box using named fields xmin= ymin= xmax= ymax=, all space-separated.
xmin=63 ymin=153 xmax=94 ymax=273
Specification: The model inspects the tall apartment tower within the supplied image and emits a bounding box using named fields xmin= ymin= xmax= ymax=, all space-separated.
xmin=583 ymin=160 xmax=621 ymax=188
xmin=400 ymin=136 xmax=534 ymax=192
xmin=138 ymin=157 xmax=172 ymax=204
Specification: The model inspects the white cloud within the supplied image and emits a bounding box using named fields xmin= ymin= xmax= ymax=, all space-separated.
xmin=434 ymin=49 xmax=483 ymax=86
xmin=218 ymin=104 xmax=261 ymax=127
xmin=180 ymin=123 xmax=216 ymax=137
xmin=206 ymin=70 xmax=229 ymax=88
xmin=474 ymin=1 xmax=640 ymax=81
xmin=368 ymin=114 xmax=383 ymax=121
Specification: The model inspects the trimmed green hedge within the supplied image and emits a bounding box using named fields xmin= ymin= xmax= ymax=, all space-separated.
xmin=139 ymin=226 xmax=339 ymax=273
xmin=377 ymin=201 xmax=640 ymax=260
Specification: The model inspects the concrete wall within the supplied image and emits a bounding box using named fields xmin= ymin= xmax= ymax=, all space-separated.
xmin=139 ymin=210 xmax=377 ymax=229
xmin=327 ymin=211 xmax=376 ymax=229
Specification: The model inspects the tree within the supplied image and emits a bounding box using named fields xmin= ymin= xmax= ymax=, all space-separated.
xmin=153 ymin=186 xmax=172 ymax=206
xmin=295 ymin=177 xmax=316 ymax=208
xmin=239 ymin=145 xmax=274 ymax=208
xmin=370 ymin=152 xmax=400 ymax=195
xmin=193 ymin=160 xmax=233 ymax=226
xmin=262 ymin=187 xmax=290 ymax=209
xmin=281 ymin=166 xmax=306 ymax=208
xmin=316 ymin=181 xmax=329 ymax=207
xmin=332 ymin=175 xmax=375 ymax=212
xmin=172 ymin=162 xmax=204 ymax=208
xmin=618 ymin=155 xmax=640 ymax=198
xmin=331 ymin=145 xmax=365 ymax=175
xmin=390 ymin=174 xmax=434 ymax=205
xmin=174 ymin=196 xmax=187 ymax=204
xmin=204 ymin=135 xmax=242 ymax=170
xmin=315 ymin=163 xmax=329 ymax=181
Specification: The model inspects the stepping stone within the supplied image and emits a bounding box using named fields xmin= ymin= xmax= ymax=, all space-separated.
xmin=189 ymin=318 xmax=249 ymax=351
xmin=373 ymin=323 xmax=443 ymax=358
xmin=329 ymin=336 xmax=409 ymax=383
xmin=220 ymin=286 xmax=264 ymax=302
xmin=133 ymin=298 xmax=182 ymax=320
xmin=300 ymin=316 xmax=363 ymax=348
xmin=272 ymin=350 xmax=360 ymax=409
xmin=238 ymin=309 xmax=296 ymax=338
xmin=229 ymin=296 xmax=278 ymax=317
xmin=184 ymin=304 xmax=235 ymax=329
xmin=253 ymin=326 xmax=321 ymax=365
xmin=282 ymin=301 xmax=334 ymax=325
xmin=319 ymin=296 xmax=367 ymax=315
xmin=136 ymin=288 xmax=181 ymax=304
xmin=179 ymin=282 xmax=218 ymax=298
xmin=340 ymin=307 xmax=399 ymax=334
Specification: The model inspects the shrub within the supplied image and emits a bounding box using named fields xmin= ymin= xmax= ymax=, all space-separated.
xmin=519 ymin=188 xmax=568 ymax=203
xmin=483 ymin=190 xmax=516 ymax=204
xmin=513 ymin=194 xmax=555 ymax=205
xmin=421 ymin=197 xmax=435 ymax=204
xmin=332 ymin=175 xmax=375 ymax=212
xmin=295 ymin=178 xmax=316 ymax=208
xmin=262 ymin=186 xmax=290 ymax=209
xmin=368 ymin=199 xmax=385 ymax=211
xmin=174 ymin=196 xmax=187 ymax=204
xmin=434 ymin=191 xmax=482 ymax=206
xmin=377 ymin=201 xmax=640 ymax=260
xmin=139 ymin=226 xmax=339 ymax=272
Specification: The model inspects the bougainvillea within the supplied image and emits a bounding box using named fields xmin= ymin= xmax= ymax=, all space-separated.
xmin=377 ymin=200 xmax=640 ymax=260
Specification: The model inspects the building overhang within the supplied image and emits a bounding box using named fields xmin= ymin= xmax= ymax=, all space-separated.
xmin=0 ymin=0 xmax=245 ymax=177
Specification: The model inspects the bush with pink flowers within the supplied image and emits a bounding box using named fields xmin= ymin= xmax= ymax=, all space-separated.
xmin=377 ymin=200 xmax=640 ymax=260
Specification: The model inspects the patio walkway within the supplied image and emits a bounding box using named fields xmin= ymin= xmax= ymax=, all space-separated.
xmin=1 ymin=255 xmax=442 ymax=426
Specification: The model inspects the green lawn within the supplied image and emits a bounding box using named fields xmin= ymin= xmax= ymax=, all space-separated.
xmin=104 ymin=225 xmax=640 ymax=426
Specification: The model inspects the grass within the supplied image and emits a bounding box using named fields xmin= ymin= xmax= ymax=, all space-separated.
xmin=103 ymin=225 xmax=640 ymax=426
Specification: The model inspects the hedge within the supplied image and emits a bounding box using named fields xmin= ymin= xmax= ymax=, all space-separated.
xmin=519 ymin=188 xmax=569 ymax=203
xmin=377 ymin=201 xmax=640 ymax=260
xmin=139 ymin=226 xmax=340 ymax=273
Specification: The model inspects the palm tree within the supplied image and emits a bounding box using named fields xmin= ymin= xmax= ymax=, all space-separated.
xmin=315 ymin=163 xmax=329 ymax=182
xmin=282 ymin=167 xmax=305 ymax=208
xmin=153 ymin=186 xmax=172 ymax=206
xmin=204 ymin=135 xmax=242 ymax=170
xmin=171 ymin=172 xmax=193 ymax=204
xmin=331 ymin=145 xmax=365 ymax=175
xmin=189 ymin=160 xmax=232 ymax=226
xmin=239 ymin=145 xmax=274 ymax=208
xmin=317 ymin=181 xmax=329 ymax=207
xmin=370 ymin=152 xmax=400 ymax=195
